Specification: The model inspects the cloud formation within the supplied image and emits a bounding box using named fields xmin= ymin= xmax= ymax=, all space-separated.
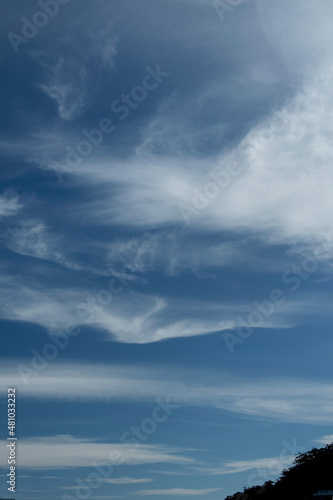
xmin=314 ymin=434 xmax=333 ymax=446
xmin=135 ymin=488 xmax=221 ymax=496
xmin=195 ymin=455 xmax=295 ymax=475
xmin=0 ymin=267 xmax=297 ymax=344
xmin=0 ymin=435 xmax=191 ymax=469
xmin=35 ymin=33 xmax=117 ymax=121
xmin=71 ymin=68 xmax=333 ymax=252
xmin=104 ymin=477 xmax=153 ymax=484
xmin=39 ymin=54 xmax=94 ymax=121
xmin=0 ymin=191 xmax=22 ymax=219
xmin=2 ymin=363 xmax=333 ymax=424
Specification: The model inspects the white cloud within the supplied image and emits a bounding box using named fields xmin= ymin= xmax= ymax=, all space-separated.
xmin=39 ymin=54 xmax=94 ymax=121
xmin=4 ymin=219 xmax=76 ymax=268
xmin=0 ymin=277 xmax=86 ymax=335
xmin=104 ymin=477 xmax=153 ymax=484
xmin=106 ymin=78 xmax=330 ymax=236
xmin=2 ymin=362 xmax=333 ymax=425
xmin=35 ymin=35 xmax=117 ymax=121
xmin=314 ymin=434 xmax=333 ymax=445
xmin=7 ymin=1 xmax=333 ymax=276
xmin=107 ymin=231 xmax=243 ymax=276
xmin=0 ymin=435 xmax=191 ymax=469
xmin=135 ymin=488 xmax=221 ymax=496
xmin=257 ymin=0 xmax=333 ymax=74
xmin=105 ymin=229 xmax=333 ymax=279
xmin=0 ymin=191 xmax=22 ymax=218
xmin=195 ymin=455 xmax=295 ymax=475
xmin=70 ymin=45 xmax=333 ymax=254
xmin=3 ymin=218 xmax=138 ymax=281
xmin=0 ymin=268 xmax=293 ymax=343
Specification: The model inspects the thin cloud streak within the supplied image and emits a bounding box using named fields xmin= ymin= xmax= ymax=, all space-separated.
xmin=135 ymin=488 xmax=222 ymax=496
xmin=0 ymin=191 xmax=22 ymax=219
xmin=0 ymin=435 xmax=192 ymax=469
xmin=2 ymin=363 xmax=333 ymax=424
xmin=0 ymin=271 xmax=294 ymax=344
xmin=314 ymin=434 xmax=333 ymax=445
xmin=194 ymin=455 xmax=295 ymax=475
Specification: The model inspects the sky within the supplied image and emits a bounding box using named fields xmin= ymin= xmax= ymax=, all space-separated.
xmin=1 ymin=0 xmax=333 ymax=499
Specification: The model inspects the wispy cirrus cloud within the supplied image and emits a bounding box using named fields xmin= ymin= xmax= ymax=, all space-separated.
xmin=4 ymin=219 xmax=75 ymax=267
xmin=314 ymin=434 xmax=333 ymax=445
xmin=104 ymin=477 xmax=153 ymax=485
xmin=0 ymin=435 xmax=191 ymax=469
xmin=38 ymin=54 xmax=94 ymax=121
xmin=0 ymin=190 xmax=22 ymax=219
xmin=72 ymin=67 xmax=333 ymax=250
xmin=194 ymin=455 xmax=295 ymax=475
xmin=106 ymin=231 xmax=244 ymax=276
xmin=135 ymin=488 xmax=222 ymax=496
xmin=35 ymin=33 xmax=117 ymax=121
xmin=3 ymin=218 xmax=114 ymax=276
xmin=2 ymin=362 xmax=333 ymax=425
xmin=0 ymin=267 xmax=297 ymax=343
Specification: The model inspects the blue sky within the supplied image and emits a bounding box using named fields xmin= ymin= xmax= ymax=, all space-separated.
xmin=1 ymin=0 xmax=333 ymax=499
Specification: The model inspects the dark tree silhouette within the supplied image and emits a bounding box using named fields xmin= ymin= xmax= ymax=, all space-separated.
xmin=224 ymin=444 xmax=333 ymax=500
